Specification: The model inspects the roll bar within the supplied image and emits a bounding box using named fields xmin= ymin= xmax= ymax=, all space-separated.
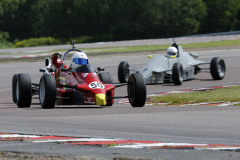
xmin=61 ymin=40 xmax=82 ymax=68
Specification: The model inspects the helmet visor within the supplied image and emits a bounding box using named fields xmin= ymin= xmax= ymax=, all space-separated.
xmin=168 ymin=52 xmax=176 ymax=56
xmin=72 ymin=58 xmax=88 ymax=65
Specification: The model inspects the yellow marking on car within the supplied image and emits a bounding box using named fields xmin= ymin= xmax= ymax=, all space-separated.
xmin=95 ymin=94 xmax=106 ymax=105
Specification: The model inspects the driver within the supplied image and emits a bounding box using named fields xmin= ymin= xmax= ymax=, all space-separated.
xmin=71 ymin=51 xmax=88 ymax=69
xmin=166 ymin=46 xmax=178 ymax=58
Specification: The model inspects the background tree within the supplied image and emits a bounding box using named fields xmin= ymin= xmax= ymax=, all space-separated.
xmin=200 ymin=0 xmax=240 ymax=33
xmin=0 ymin=0 xmax=239 ymax=45
xmin=0 ymin=0 xmax=28 ymax=40
xmin=143 ymin=0 xmax=206 ymax=38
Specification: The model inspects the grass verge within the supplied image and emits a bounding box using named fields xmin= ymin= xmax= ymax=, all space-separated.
xmin=151 ymin=86 xmax=240 ymax=105
xmin=2 ymin=39 xmax=238 ymax=56
xmin=52 ymin=39 xmax=240 ymax=54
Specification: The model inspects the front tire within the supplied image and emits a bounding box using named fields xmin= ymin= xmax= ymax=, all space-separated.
xmin=104 ymin=91 xmax=114 ymax=107
xmin=172 ymin=63 xmax=183 ymax=85
xmin=13 ymin=73 xmax=32 ymax=108
xmin=12 ymin=74 xmax=18 ymax=103
xmin=127 ymin=73 xmax=146 ymax=107
xmin=210 ymin=57 xmax=225 ymax=80
xmin=118 ymin=61 xmax=130 ymax=83
xmin=98 ymin=72 xmax=113 ymax=84
xmin=39 ymin=74 xmax=56 ymax=109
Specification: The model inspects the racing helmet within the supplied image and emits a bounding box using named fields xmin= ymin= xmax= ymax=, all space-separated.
xmin=167 ymin=46 xmax=178 ymax=58
xmin=71 ymin=51 xmax=88 ymax=68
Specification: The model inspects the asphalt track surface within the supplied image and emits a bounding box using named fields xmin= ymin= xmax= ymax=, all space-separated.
xmin=0 ymin=39 xmax=240 ymax=159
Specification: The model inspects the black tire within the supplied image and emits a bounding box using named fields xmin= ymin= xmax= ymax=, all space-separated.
xmin=127 ymin=73 xmax=146 ymax=107
xmin=210 ymin=57 xmax=226 ymax=80
xmin=103 ymin=91 xmax=114 ymax=107
xmin=98 ymin=72 xmax=113 ymax=84
xmin=12 ymin=74 xmax=18 ymax=103
xmin=118 ymin=61 xmax=130 ymax=83
xmin=14 ymin=73 xmax=32 ymax=108
xmin=172 ymin=63 xmax=183 ymax=85
xmin=39 ymin=74 xmax=56 ymax=109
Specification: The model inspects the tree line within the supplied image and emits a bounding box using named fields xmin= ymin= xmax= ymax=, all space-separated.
xmin=0 ymin=0 xmax=240 ymax=45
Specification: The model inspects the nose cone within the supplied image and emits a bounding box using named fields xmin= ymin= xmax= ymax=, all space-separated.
xmin=95 ymin=94 xmax=106 ymax=105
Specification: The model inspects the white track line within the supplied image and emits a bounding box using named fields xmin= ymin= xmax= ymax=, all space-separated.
xmin=113 ymin=142 xmax=208 ymax=149
xmin=32 ymin=138 xmax=123 ymax=143
xmin=0 ymin=134 xmax=41 ymax=138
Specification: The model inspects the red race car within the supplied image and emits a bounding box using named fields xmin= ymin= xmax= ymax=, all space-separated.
xmin=12 ymin=41 xmax=146 ymax=109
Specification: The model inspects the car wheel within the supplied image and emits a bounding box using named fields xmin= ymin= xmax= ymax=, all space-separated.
xmin=14 ymin=73 xmax=32 ymax=108
xmin=39 ymin=74 xmax=56 ymax=109
xmin=127 ymin=73 xmax=146 ymax=107
xmin=210 ymin=57 xmax=225 ymax=80
xmin=102 ymin=91 xmax=114 ymax=107
xmin=98 ymin=72 xmax=113 ymax=84
xmin=118 ymin=61 xmax=130 ymax=83
xmin=12 ymin=74 xmax=18 ymax=103
xmin=172 ymin=63 xmax=183 ymax=85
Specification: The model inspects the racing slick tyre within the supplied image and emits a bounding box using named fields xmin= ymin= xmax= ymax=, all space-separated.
xmin=12 ymin=74 xmax=18 ymax=103
xmin=13 ymin=73 xmax=32 ymax=108
xmin=98 ymin=72 xmax=113 ymax=84
xmin=127 ymin=73 xmax=146 ymax=107
xmin=39 ymin=74 xmax=56 ymax=109
xmin=172 ymin=63 xmax=184 ymax=85
xmin=210 ymin=57 xmax=226 ymax=80
xmin=102 ymin=91 xmax=114 ymax=107
xmin=118 ymin=61 xmax=130 ymax=83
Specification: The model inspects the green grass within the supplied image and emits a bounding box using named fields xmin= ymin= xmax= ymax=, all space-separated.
xmin=151 ymin=86 xmax=240 ymax=105
xmin=48 ymin=45 xmax=170 ymax=55
xmin=1 ymin=39 xmax=239 ymax=55
xmin=41 ymin=39 xmax=239 ymax=55
xmin=0 ymin=43 xmax=14 ymax=49
xmin=65 ymin=39 xmax=240 ymax=54
xmin=181 ymin=39 xmax=240 ymax=48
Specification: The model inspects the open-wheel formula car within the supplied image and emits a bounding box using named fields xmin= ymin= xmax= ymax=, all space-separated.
xmin=12 ymin=41 xmax=146 ymax=109
xmin=118 ymin=41 xmax=226 ymax=85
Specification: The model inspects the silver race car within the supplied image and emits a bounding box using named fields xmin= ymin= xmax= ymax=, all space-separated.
xmin=118 ymin=41 xmax=226 ymax=85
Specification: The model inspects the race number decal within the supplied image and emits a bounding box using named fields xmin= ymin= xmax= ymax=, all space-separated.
xmin=89 ymin=82 xmax=105 ymax=89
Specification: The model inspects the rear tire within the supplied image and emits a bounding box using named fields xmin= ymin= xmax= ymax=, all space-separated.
xmin=39 ymin=74 xmax=56 ymax=109
xmin=172 ymin=63 xmax=183 ymax=85
xmin=98 ymin=72 xmax=113 ymax=84
xmin=14 ymin=73 xmax=32 ymax=108
xmin=118 ymin=61 xmax=129 ymax=83
xmin=127 ymin=73 xmax=146 ymax=107
xmin=210 ymin=57 xmax=225 ymax=80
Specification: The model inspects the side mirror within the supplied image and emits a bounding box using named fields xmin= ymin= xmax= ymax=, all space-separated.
xmin=45 ymin=58 xmax=51 ymax=68
xmin=51 ymin=53 xmax=62 ymax=68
